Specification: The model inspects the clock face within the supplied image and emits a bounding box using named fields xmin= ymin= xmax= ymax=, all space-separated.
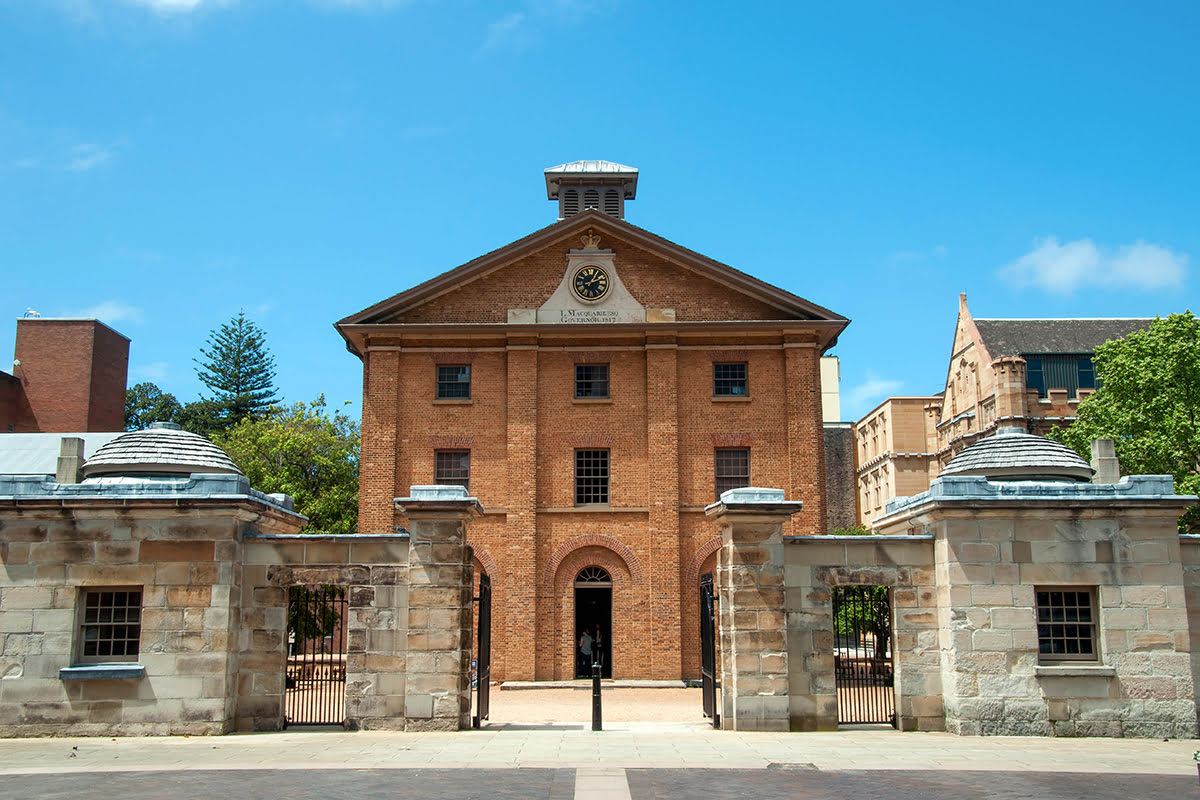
xmin=572 ymin=265 xmax=610 ymax=301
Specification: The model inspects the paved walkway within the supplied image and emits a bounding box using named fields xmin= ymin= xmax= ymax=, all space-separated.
xmin=0 ymin=688 xmax=1196 ymax=798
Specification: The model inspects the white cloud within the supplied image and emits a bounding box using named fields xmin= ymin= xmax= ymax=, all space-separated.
xmin=999 ymin=237 xmax=1188 ymax=294
xmin=124 ymin=0 xmax=231 ymax=13
xmin=478 ymin=12 xmax=529 ymax=55
xmin=64 ymin=300 xmax=145 ymax=326
xmin=845 ymin=373 xmax=904 ymax=419
xmin=67 ymin=143 xmax=113 ymax=171
xmin=130 ymin=361 xmax=169 ymax=381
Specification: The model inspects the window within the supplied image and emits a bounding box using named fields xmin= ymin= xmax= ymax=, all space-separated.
xmin=1036 ymin=588 xmax=1098 ymax=663
xmin=713 ymin=362 xmax=748 ymax=396
xmin=434 ymin=450 xmax=470 ymax=490
xmin=1077 ymin=357 xmax=1096 ymax=391
xmin=77 ymin=588 xmax=142 ymax=663
xmin=436 ymin=365 xmax=471 ymax=399
xmin=714 ymin=448 xmax=750 ymax=500
xmin=575 ymin=364 xmax=610 ymax=398
xmin=574 ymin=449 xmax=609 ymax=505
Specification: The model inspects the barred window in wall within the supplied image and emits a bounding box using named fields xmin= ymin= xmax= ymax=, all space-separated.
xmin=714 ymin=448 xmax=750 ymax=500
xmin=575 ymin=364 xmax=610 ymax=398
xmin=575 ymin=449 xmax=610 ymax=505
xmin=713 ymin=363 xmax=748 ymax=396
xmin=78 ymin=588 xmax=142 ymax=663
xmin=434 ymin=450 xmax=470 ymax=490
xmin=1036 ymin=588 xmax=1098 ymax=662
xmin=436 ymin=365 xmax=471 ymax=399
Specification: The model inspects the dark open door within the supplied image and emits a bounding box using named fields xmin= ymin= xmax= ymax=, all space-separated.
xmin=473 ymin=573 xmax=491 ymax=729
xmin=700 ymin=572 xmax=720 ymax=728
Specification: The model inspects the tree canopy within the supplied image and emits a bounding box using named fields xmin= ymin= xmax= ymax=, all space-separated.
xmin=124 ymin=382 xmax=183 ymax=431
xmin=1050 ymin=311 xmax=1200 ymax=532
xmin=214 ymin=396 xmax=359 ymax=535
xmin=195 ymin=311 xmax=279 ymax=426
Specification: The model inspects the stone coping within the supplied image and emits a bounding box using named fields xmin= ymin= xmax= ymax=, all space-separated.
xmin=879 ymin=474 xmax=1198 ymax=523
xmin=243 ymin=532 xmax=411 ymax=541
xmin=784 ymin=534 xmax=935 ymax=542
xmin=58 ymin=664 xmax=146 ymax=681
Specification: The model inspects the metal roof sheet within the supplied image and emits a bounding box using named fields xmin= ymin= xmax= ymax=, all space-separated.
xmin=543 ymin=160 xmax=638 ymax=175
xmin=0 ymin=432 xmax=125 ymax=476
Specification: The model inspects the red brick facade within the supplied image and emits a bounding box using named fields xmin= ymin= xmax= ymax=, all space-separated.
xmin=339 ymin=211 xmax=846 ymax=681
xmin=1 ymin=319 xmax=129 ymax=433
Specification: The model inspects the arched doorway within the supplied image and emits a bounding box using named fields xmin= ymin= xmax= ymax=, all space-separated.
xmin=574 ymin=566 xmax=612 ymax=678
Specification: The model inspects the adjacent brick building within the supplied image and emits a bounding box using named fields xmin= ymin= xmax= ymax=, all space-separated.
xmin=337 ymin=161 xmax=849 ymax=682
xmin=854 ymin=293 xmax=1153 ymax=525
xmin=0 ymin=317 xmax=129 ymax=434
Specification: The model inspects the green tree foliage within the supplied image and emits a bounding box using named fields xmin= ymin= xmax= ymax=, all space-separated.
xmin=195 ymin=311 xmax=279 ymax=427
xmin=829 ymin=524 xmax=873 ymax=536
xmin=215 ymin=396 xmax=359 ymax=535
xmin=1050 ymin=311 xmax=1200 ymax=532
xmin=176 ymin=398 xmax=233 ymax=440
xmin=124 ymin=382 xmax=182 ymax=431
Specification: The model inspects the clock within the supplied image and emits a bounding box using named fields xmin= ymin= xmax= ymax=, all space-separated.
xmin=572 ymin=264 xmax=610 ymax=302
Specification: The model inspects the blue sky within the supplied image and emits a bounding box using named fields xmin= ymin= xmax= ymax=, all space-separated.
xmin=2 ymin=1 xmax=1197 ymax=422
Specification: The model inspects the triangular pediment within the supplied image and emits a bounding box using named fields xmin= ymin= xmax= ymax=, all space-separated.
xmin=337 ymin=211 xmax=846 ymax=350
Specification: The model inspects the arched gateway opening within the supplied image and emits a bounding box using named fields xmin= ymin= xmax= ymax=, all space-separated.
xmin=573 ymin=566 xmax=612 ymax=678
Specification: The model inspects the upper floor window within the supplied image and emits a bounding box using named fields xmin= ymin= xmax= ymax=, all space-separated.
xmin=575 ymin=364 xmax=610 ymax=398
xmin=713 ymin=362 xmax=748 ymax=396
xmin=434 ymin=450 xmax=470 ymax=490
xmin=714 ymin=448 xmax=750 ymax=500
xmin=436 ymin=365 xmax=471 ymax=399
xmin=575 ymin=449 xmax=610 ymax=505
xmin=1025 ymin=354 xmax=1098 ymax=399
xmin=78 ymin=588 xmax=142 ymax=664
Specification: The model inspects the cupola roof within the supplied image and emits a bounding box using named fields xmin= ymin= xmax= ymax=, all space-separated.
xmin=81 ymin=422 xmax=242 ymax=478
xmin=939 ymin=427 xmax=1094 ymax=482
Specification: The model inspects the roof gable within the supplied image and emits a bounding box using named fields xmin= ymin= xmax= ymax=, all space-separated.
xmin=337 ymin=211 xmax=846 ymax=337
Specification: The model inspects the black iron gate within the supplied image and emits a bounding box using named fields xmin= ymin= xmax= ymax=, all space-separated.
xmin=473 ymin=573 xmax=491 ymax=729
xmin=699 ymin=572 xmax=720 ymax=728
xmin=284 ymin=585 xmax=347 ymax=727
xmin=832 ymin=585 xmax=896 ymax=726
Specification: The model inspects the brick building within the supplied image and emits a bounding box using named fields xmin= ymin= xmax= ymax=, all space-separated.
xmin=337 ymin=161 xmax=848 ymax=682
xmin=854 ymin=293 xmax=1153 ymax=525
xmin=0 ymin=317 xmax=129 ymax=434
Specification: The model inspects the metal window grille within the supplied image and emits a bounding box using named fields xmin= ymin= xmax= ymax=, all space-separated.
xmin=713 ymin=362 xmax=748 ymax=396
xmin=574 ymin=449 xmax=609 ymax=505
xmin=714 ymin=447 xmax=750 ymax=500
xmin=436 ymin=365 xmax=471 ymax=399
xmin=79 ymin=589 xmax=142 ymax=662
xmin=575 ymin=364 xmax=610 ymax=398
xmin=434 ymin=449 xmax=470 ymax=490
xmin=1036 ymin=588 xmax=1098 ymax=662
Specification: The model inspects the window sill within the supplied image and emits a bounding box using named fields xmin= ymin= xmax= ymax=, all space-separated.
xmin=712 ymin=396 xmax=751 ymax=402
xmin=433 ymin=398 xmax=473 ymax=405
xmin=572 ymin=397 xmax=612 ymax=405
xmin=1034 ymin=665 xmax=1114 ymax=678
xmin=60 ymin=663 xmax=146 ymax=681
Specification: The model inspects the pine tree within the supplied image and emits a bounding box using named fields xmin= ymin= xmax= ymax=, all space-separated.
xmin=194 ymin=311 xmax=280 ymax=426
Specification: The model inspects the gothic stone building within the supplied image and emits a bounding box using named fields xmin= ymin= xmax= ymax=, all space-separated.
xmin=336 ymin=161 xmax=848 ymax=682
xmin=855 ymin=293 xmax=1153 ymax=525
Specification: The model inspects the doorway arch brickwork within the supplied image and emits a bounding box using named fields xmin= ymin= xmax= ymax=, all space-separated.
xmin=551 ymin=545 xmax=636 ymax=679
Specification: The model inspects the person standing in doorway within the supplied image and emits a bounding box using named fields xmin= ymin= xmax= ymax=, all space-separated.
xmin=592 ymin=623 xmax=604 ymax=673
xmin=578 ymin=628 xmax=594 ymax=676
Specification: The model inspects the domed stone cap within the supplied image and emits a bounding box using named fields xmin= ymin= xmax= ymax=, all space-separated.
xmin=82 ymin=422 xmax=242 ymax=478
xmin=940 ymin=427 xmax=1094 ymax=482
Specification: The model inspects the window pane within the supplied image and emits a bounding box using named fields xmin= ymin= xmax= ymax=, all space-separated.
xmin=575 ymin=449 xmax=610 ymax=505
xmin=713 ymin=363 xmax=748 ymax=396
xmin=79 ymin=588 xmax=142 ymax=663
xmin=715 ymin=448 xmax=750 ymax=500
xmin=575 ymin=364 xmax=610 ymax=398
xmin=1035 ymin=588 xmax=1096 ymax=662
xmin=434 ymin=450 xmax=470 ymax=489
xmin=436 ymin=365 xmax=471 ymax=399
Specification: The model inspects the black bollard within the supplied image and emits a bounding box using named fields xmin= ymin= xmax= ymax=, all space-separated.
xmin=591 ymin=661 xmax=602 ymax=731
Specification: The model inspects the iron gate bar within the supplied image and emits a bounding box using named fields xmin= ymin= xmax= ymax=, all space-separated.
xmin=284 ymin=585 xmax=347 ymax=727
xmin=473 ymin=573 xmax=491 ymax=729
xmin=832 ymin=585 xmax=896 ymax=727
xmin=699 ymin=572 xmax=720 ymax=729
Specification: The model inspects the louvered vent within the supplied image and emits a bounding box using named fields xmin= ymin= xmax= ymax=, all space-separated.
xmin=563 ymin=189 xmax=580 ymax=217
xmin=584 ymin=189 xmax=600 ymax=210
xmin=603 ymin=189 xmax=620 ymax=218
